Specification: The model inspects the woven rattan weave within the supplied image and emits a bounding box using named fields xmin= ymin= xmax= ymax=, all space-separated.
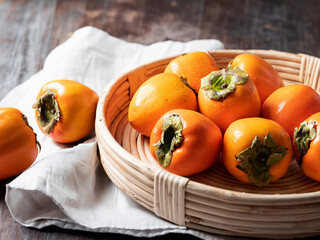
xmin=96 ymin=50 xmax=320 ymax=239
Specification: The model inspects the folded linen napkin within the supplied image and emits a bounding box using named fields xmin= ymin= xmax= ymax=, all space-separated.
xmin=2 ymin=27 xmax=225 ymax=239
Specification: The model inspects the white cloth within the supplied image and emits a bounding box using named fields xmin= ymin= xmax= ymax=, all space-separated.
xmin=2 ymin=27 xmax=224 ymax=239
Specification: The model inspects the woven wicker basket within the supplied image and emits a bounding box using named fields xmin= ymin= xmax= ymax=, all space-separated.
xmin=95 ymin=49 xmax=320 ymax=239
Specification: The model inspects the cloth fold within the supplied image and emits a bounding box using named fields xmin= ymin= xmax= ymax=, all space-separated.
xmin=2 ymin=27 xmax=224 ymax=239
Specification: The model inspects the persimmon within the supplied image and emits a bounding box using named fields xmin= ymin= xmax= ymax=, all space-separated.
xmin=261 ymin=84 xmax=320 ymax=139
xmin=223 ymin=117 xmax=293 ymax=186
xmin=164 ymin=51 xmax=219 ymax=93
xmin=128 ymin=73 xmax=198 ymax=137
xmin=198 ymin=66 xmax=261 ymax=133
xmin=33 ymin=80 xmax=99 ymax=143
xmin=293 ymin=112 xmax=320 ymax=181
xmin=150 ymin=109 xmax=222 ymax=176
xmin=231 ymin=53 xmax=284 ymax=104
xmin=0 ymin=107 xmax=40 ymax=180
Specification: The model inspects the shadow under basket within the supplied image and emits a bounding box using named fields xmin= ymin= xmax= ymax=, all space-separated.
xmin=95 ymin=49 xmax=320 ymax=239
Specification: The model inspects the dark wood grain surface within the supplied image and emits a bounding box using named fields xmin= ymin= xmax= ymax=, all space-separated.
xmin=1 ymin=0 xmax=320 ymax=239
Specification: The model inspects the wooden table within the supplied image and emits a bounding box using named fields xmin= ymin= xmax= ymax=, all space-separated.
xmin=0 ymin=0 xmax=319 ymax=239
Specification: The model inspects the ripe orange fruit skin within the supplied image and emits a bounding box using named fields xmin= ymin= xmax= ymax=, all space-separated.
xmin=223 ymin=117 xmax=292 ymax=185
xmin=261 ymin=84 xmax=320 ymax=139
xmin=164 ymin=51 xmax=219 ymax=93
xmin=231 ymin=54 xmax=284 ymax=104
xmin=128 ymin=73 xmax=198 ymax=137
xmin=150 ymin=109 xmax=222 ymax=176
xmin=293 ymin=112 xmax=320 ymax=181
xmin=33 ymin=80 xmax=99 ymax=143
xmin=198 ymin=73 xmax=261 ymax=133
xmin=0 ymin=107 xmax=39 ymax=180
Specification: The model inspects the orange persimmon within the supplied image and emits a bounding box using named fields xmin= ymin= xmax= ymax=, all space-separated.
xmin=33 ymin=80 xmax=99 ymax=143
xmin=198 ymin=66 xmax=261 ymax=133
xmin=0 ymin=107 xmax=40 ymax=180
xmin=231 ymin=53 xmax=284 ymax=104
xmin=223 ymin=117 xmax=293 ymax=186
xmin=150 ymin=109 xmax=222 ymax=176
xmin=128 ymin=73 xmax=198 ymax=137
xmin=293 ymin=112 xmax=320 ymax=181
xmin=261 ymin=84 xmax=320 ymax=139
xmin=164 ymin=51 xmax=219 ymax=93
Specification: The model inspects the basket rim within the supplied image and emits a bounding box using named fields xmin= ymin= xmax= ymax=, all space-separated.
xmin=96 ymin=49 xmax=320 ymax=204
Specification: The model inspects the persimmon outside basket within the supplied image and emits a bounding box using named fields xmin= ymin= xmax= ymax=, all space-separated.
xmin=95 ymin=50 xmax=320 ymax=239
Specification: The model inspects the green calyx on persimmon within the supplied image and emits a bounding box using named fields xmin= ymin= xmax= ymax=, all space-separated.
xmin=294 ymin=121 xmax=317 ymax=160
xmin=200 ymin=66 xmax=248 ymax=100
xmin=32 ymin=90 xmax=61 ymax=134
xmin=154 ymin=114 xmax=183 ymax=168
xmin=236 ymin=133 xmax=288 ymax=186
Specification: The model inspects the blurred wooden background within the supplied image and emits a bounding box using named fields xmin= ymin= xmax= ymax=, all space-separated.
xmin=1 ymin=0 xmax=320 ymax=101
xmin=0 ymin=0 xmax=319 ymax=239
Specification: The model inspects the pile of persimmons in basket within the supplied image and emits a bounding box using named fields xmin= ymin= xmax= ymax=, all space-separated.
xmin=1 ymin=51 xmax=320 ymax=188
xmin=128 ymin=51 xmax=320 ymax=186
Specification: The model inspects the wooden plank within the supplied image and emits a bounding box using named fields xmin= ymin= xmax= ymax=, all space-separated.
xmin=0 ymin=0 xmax=57 ymax=100
xmin=200 ymin=0 xmax=320 ymax=57
xmin=96 ymin=0 xmax=205 ymax=44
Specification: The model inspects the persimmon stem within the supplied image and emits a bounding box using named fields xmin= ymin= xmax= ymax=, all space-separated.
xmin=236 ymin=133 xmax=288 ymax=186
xmin=154 ymin=114 xmax=183 ymax=167
xmin=179 ymin=76 xmax=197 ymax=96
xmin=294 ymin=121 xmax=317 ymax=161
xmin=32 ymin=90 xmax=61 ymax=134
xmin=22 ymin=114 xmax=41 ymax=151
xmin=200 ymin=66 xmax=248 ymax=100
